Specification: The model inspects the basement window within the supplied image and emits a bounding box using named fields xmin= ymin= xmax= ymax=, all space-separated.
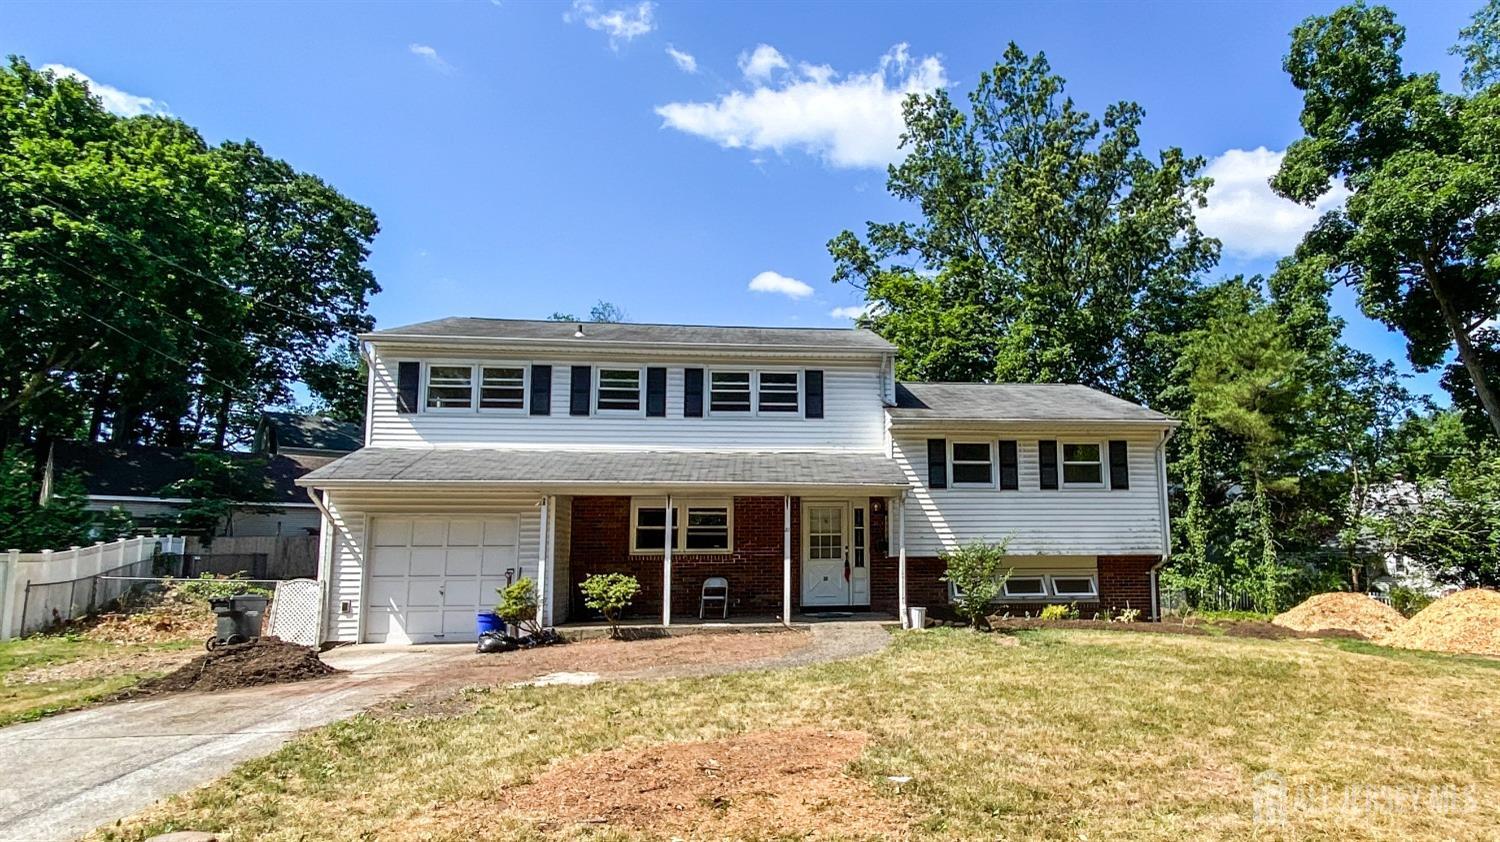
xmin=1002 ymin=577 xmax=1048 ymax=599
xmin=1050 ymin=575 xmax=1098 ymax=599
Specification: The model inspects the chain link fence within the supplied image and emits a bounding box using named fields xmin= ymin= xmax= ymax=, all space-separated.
xmin=19 ymin=549 xmax=181 ymax=633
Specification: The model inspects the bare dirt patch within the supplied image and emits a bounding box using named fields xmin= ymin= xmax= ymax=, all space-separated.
xmin=75 ymin=592 xmax=217 ymax=645
xmin=1274 ymin=592 xmax=1405 ymax=639
xmin=130 ymin=637 xmax=338 ymax=695
xmin=495 ymin=728 xmax=907 ymax=839
xmin=1380 ymin=588 xmax=1500 ymax=657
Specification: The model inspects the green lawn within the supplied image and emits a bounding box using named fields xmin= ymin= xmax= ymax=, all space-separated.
xmin=98 ymin=628 xmax=1500 ymax=840
xmin=0 ymin=635 xmax=193 ymax=727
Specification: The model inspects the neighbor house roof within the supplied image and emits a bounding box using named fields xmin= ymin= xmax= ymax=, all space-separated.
xmin=888 ymin=382 xmax=1177 ymax=425
xmin=49 ymin=441 xmax=336 ymax=505
xmin=258 ymin=411 xmax=364 ymax=454
xmin=365 ymin=317 xmax=896 ymax=353
xmin=299 ymin=448 xmax=912 ymax=490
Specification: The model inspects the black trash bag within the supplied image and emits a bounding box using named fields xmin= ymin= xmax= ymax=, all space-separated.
xmin=518 ymin=628 xmax=564 ymax=648
xmin=476 ymin=631 xmax=519 ymax=654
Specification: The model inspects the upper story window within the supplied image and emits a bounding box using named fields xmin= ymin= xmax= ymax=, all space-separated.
xmin=950 ymin=442 xmax=994 ymax=486
xmin=710 ymin=371 xmax=752 ymax=413
xmin=597 ymin=367 xmax=642 ymax=412
xmin=479 ymin=366 xmax=526 ymax=410
xmin=1061 ymin=442 xmax=1104 ymax=487
xmin=757 ymin=371 xmax=800 ymax=413
xmin=425 ymin=365 xmax=474 ymax=410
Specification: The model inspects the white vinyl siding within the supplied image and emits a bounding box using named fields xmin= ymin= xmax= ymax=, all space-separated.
xmin=367 ymin=347 xmax=886 ymax=452
xmin=894 ymin=430 xmax=1167 ymax=556
xmin=320 ymin=488 xmax=544 ymax=643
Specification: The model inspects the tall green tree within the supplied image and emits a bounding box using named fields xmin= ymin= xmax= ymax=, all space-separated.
xmin=828 ymin=44 xmax=1218 ymax=404
xmin=1273 ymin=2 xmax=1500 ymax=438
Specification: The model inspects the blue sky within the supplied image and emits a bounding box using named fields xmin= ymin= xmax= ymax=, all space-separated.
xmin=5 ymin=0 xmax=1482 ymax=399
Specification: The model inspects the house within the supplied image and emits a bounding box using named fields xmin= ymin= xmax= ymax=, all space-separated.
xmin=298 ymin=317 xmax=1179 ymax=644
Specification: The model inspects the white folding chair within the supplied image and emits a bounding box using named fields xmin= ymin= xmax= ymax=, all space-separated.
xmin=700 ymin=576 xmax=729 ymax=620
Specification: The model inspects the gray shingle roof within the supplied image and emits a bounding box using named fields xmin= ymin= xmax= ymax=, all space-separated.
xmin=889 ymin=382 xmax=1176 ymax=424
xmin=52 ymin=441 xmax=336 ymax=505
xmin=299 ymin=448 xmax=912 ymax=488
xmin=367 ymin=317 xmax=895 ymax=353
xmin=259 ymin=412 xmax=363 ymax=453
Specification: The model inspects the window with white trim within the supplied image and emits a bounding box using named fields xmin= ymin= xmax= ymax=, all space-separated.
xmin=1061 ymin=442 xmax=1104 ymax=486
xmin=1002 ymin=576 xmax=1049 ymax=598
xmin=709 ymin=371 xmax=752 ymax=413
xmin=425 ymin=365 xmax=474 ymax=409
xmin=630 ymin=498 xmax=732 ymax=554
xmin=950 ymin=442 xmax=994 ymax=486
xmin=597 ymin=367 xmax=642 ymax=412
xmin=756 ymin=371 xmax=800 ymax=413
xmin=1049 ymin=575 xmax=1098 ymax=599
xmin=479 ymin=365 xmax=526 ymax=410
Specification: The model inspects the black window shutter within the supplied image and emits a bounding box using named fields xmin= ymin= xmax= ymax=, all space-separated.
xmin=926 ymin=438 xmax=947 ymax=489
xmin=569 ymin=366 xmax=591 ymax=416
xmin=529 ymin=365 xmax=552 ymax=416
xmin=396 ymin=361 xmax=420 ymax=414
xmin=998 ymin=440 xmax=1020 ymax=490
xmin=1038 ymin=440 xmax=1059 ymax=490
xmin=684 ymin=368 xmax=704 ymax=417
xmin=804 ymin=370 xmax=824 ymax=419
xmin=646 ymin=367 xmax=667 ymax=417
xmin=1109 ymin=440 xmax=1130 ymax=489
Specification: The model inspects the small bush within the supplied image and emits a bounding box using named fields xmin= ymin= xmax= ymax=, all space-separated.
xmin=941 ymin=540 xmax=1012 ymax=628
xmin=497 ymin=577 xmax=542 ymax=637
xmin=579 ymin=573 xmax=641 ymax=638
xmin=1113 ymin=606 xmax=1142 ymax=623
xmin=170 ymin=573 xmax=271 ymax=601
xmin=1386 ymin=586 xmax=1434 ymax=618
xmin=1038 ymin=603 xmax=1079 ymax=621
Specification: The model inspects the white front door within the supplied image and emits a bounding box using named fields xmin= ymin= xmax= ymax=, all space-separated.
xmin=365 ymin=516 xmax=520 ymax=643
xmin=802 ymin=503 xmax=851 ymax=606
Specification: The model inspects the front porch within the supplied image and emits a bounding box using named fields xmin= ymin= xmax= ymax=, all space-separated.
xmin=556 ymin=610 xmax=899 ymax=641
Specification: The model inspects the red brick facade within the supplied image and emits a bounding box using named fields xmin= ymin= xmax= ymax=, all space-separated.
xmin=566 ymin=495 xmax=1159 ymax=621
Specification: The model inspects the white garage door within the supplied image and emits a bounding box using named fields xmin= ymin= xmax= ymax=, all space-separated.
xmin=366 ymin=516 xmax=521 ymax=643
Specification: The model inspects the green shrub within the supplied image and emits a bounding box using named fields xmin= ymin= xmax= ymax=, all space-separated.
xmin=579 ymin=573 xmax=641 ymax=638
xmin=496 ymin=577 xmax=541 ymax=636
xmin=170 ymin=573 xmax=271 ymax=602
xmin=1387 ymin=586 xmax=1434 ymax=618
xmin=941 ymin=540 xmax=1012 ymax=628
xmin=1038 ymin=603 xmax=1079 ymax=621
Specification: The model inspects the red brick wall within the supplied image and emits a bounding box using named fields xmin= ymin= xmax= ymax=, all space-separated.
xmin=1097 ymin=555 xmax=1157 ymax=615
xmin=568 ymin=496 xmax=801 ymax=618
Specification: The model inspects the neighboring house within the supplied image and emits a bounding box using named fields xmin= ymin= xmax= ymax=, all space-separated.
xmin=299 ymin=318 xmax=1179 ymax=644
xmin=42 ymin=440 xmax=337 ymax=539
xmin=255 ymin=411 xmax=364 ymax=457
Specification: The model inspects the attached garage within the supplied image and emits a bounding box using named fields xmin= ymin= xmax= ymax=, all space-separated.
xmin=365 ymin=516 xmax=521 ymax=643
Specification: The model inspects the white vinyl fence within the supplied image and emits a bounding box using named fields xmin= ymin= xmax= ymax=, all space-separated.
xmin=0 ymin=535 xmax=185 ymax=640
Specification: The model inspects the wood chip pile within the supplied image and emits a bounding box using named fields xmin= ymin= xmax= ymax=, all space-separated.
xmin=1379 ymin=588 xmax=1500 ymax=658
xmin=1272 ymin=592 xmax=1406 ymax=640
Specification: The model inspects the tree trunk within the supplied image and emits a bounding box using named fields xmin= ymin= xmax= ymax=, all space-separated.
xmin=211 ymin=390 xmax=232 ymax=451
xmin=1430 ymin=274 xmax=1500 ymax=439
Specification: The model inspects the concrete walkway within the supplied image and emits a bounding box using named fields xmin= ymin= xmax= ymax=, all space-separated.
xmin=0 ymin=647 xmax=461 ymax=842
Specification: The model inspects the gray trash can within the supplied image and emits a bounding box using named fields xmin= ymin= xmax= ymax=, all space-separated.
xmin=209 ymin=595 xmax=268 ymax=647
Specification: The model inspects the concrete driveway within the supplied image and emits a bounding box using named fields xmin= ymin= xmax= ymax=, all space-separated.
xmin=0 ymin=646 xmax=467 ymax=842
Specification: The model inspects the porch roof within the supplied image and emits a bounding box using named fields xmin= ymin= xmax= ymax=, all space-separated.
xmin=297 ymin=447 xmax=913 ymax=491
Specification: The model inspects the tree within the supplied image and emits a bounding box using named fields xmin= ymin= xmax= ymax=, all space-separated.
xmin=159 ymin=453 xmax=273 ymax=543
xmin=0 ymin=446 xmax=94 ymax=550
xmin=578 ymin=572 xmax=641 ymax=638
xmin=940 ymin=541 xmax=1011 ymax=628
xmin=549 ymin=300 xmax=627 ymax=323
xmin=1273 ymin=3 xmax=1500 ymax=438
xmin=300 ymin=339 xmax=367 ymax=424
xmin=828 ymin=44 xmax=1218 ymax=404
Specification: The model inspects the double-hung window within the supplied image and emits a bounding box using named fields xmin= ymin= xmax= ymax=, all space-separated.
xmin=425 ymin=365 xmax=474 ymax=410
xmin=756 ymin=371 xmax=800 ymax=413
xmin=597 ymin=368 xmax=642 ymax=412
xmin=709 ymin=371 xmax=752 ymax=413
xmin=1061 ymin=442 xmax=1104 ymax=487
xmin=479 ymin=365 xmax=526 ymax=410
xmin=631 ymin=498 xmax=732 ymax=553
xmin=950 ymin=442 xmax=995 ymax=486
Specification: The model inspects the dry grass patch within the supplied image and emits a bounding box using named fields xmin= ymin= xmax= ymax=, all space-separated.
xmin=96 ymin=628 xmax=1500 ymax=841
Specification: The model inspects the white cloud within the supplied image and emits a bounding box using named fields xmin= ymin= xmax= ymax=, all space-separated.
xmin=738 ymin=44 xmax=789 ymax=81
xmin=41 ymin=64 xmax=164 ymax=117
xmin=665 ymin=45 xmax=697 ymax=73
xmin=829 ymin=304 xmax=872 ymax=320
xmin=409 ymin=43 xmax=454 ymax=73
xmin=1196 ymin=146 xmax=1351 ymax=259
xmin=566 ymin=0 xmax=655 ymax=49
xmin=748 ymin=270 xmax=814 ymax=299
xmin=655 ymin=43 xmax=946 ymax=169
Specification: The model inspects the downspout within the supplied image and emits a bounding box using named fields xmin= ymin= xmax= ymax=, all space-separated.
xmin=1150 ymin=427 xmax=1178 ymax=621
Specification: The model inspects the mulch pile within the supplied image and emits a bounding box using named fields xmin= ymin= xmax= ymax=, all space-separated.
xmin=494 ymin=728 xmax=908 ymax=839
xmin=132 ymin=637 xmax=339 ymax=694
xmin=1272 ymin=592 xmax=1406 ymax=640
xmin=1379 ymin=588 xmax=1500 ymax=658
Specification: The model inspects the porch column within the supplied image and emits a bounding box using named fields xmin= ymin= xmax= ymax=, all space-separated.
xmin=536 ymin=495 xmax=550 ymax=629
xmin=782 ymin=495 xmax=792 ymax=627
xmin=897 ymin=492 xmax=908 ymax=628
xmin=662 ymin=494 xmax=673 ymax=626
